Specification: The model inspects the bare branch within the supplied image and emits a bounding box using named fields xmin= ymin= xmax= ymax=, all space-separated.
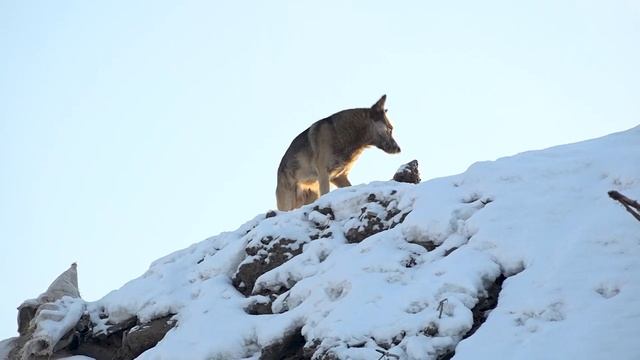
xmin=608 ymin=190 xmax=640 ymax=222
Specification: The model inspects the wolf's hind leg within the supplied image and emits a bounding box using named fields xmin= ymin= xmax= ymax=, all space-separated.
xmin=295 ymin=183 xmax=319 ymax=208
xmin=331 ymin=174 xmax=352 ymax=188
xmin=276 ymin=181 xmax=296 ymax=211
xmin=302 ymin=188 xmax=319 ymax=205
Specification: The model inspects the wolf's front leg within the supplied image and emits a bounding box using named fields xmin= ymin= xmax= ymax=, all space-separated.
xmin=318 ymin=170 xmax=331 ymax=195
xmin=314 ymin=155 xmax=331 ymax=195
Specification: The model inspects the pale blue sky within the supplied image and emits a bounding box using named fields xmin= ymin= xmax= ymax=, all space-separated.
xmin=1 ymin=1 xmax=639 ymax=339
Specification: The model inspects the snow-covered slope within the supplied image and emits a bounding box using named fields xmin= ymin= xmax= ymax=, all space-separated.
xmin=6 ymin=127 xmax=640 ymax=360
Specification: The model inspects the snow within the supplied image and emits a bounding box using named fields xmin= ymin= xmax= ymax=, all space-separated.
xmin=6 ymin=126 xmax=640 ymax=359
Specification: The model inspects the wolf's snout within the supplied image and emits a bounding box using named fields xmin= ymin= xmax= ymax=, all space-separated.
xmin=384 ymin=140 xmax=401 ymax=154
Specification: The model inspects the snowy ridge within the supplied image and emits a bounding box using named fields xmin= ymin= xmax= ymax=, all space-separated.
xmin=7 ymin=126 xmax=640 ymax=359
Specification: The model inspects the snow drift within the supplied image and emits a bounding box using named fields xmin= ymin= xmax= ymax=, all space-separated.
xmin=4 ymin=126 xmax=640 ymax=360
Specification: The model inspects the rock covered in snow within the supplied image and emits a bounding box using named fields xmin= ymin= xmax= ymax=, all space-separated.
xmin=8 ymin=262 xmax=178 ymax=360
xmin=0 ymin=338 xmax=16 ymax=360
xmin=393 ymin=160 xmax=421 ymax=184
xmin=17 ymin=262 xmax=81 ymax=336
xmin=19 ymin=297 xmax=85 ymax=359
xmin=10 ymin=263 xmax=84 ymax=359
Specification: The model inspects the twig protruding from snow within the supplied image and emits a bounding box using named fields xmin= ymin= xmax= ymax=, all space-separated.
xmin=608 ymin=190 xmax=640 ymax=222
xmin=437 ymin=298 xmax=448 ymax=319
xmin=376 ymin=348 xmax=400 ymax=360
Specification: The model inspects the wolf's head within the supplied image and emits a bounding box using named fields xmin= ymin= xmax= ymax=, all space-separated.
xmin=369 ymin=94 xmax=401 ymax=154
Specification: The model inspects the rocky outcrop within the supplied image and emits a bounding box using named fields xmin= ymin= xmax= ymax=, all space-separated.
xmin=9 ymin=161 xmax=428 ymax=360
xmin=7 ymin=126 xmax=637 ymax=360
xmin=8 ymin=159 xmax=510 ymax=360
xmin=10 ymin=263 xmax=84 ymax=359
xmin=232 ymin=188 xmax=414 ymax=320
xmin=7 ymin=264 xmax=176 ymax=360
xmin=66 ymin=313 xmax=176 ymax=360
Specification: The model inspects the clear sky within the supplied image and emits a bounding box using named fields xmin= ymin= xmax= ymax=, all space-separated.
xmin=1 ymin=1 xmax=639 ymax=339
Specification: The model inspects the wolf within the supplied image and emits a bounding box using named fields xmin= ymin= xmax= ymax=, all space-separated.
xmin=276 ymin=94 xmax=401 ymax=211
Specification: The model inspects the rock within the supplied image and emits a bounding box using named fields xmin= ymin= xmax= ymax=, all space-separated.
xmin=119 ymin=316 xmax=177 ymax=359
xmin=344 ymin=194 xmax=411 ymax=244
xmin=245 ymin=295 xmax=276 ymax=315
xmin=38 ymin=262 xmax=81 ymax=303
xmin=12 ymin=296 xmax=86 ymax=360
xmin=260 ymin=328 xmax=306 ymax=360
xmin=393 ymin=160 xmax=421 ymax=184
xmin=11 ymin=263 xmax=83 ymax=359
xmin=345 ymin=206 xmax=386 ymax=243
xmin=233 ymin=237 xmax=302 ymax=296
xmin=437 ymin=271 xmax=519 ymax=359
xmin=0 ymin=338 xmax=17 ymax=359
xmin=66 ymin=314 xmax=176 ymax=360
xmin=17 ymin=300 xmax=38 ymax=337
xmin=17 ymin=262 xmax=82 ymax=338
xmin=463 ymin=274 xmax=507 ymax=340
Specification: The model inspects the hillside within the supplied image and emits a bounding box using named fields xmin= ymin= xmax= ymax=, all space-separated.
xmin=3 ymin=126 xmax=640 ymax=360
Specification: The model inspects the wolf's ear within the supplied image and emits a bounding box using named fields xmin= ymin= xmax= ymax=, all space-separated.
xmin=371 ymin=94 xmax=387 ymax=111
